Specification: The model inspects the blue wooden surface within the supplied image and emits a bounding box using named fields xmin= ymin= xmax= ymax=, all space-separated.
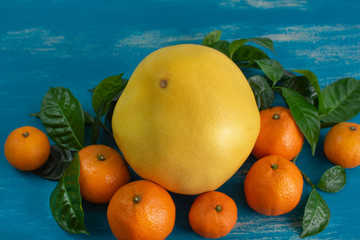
xmin=1 ymin=0 xmax=360 ymax=239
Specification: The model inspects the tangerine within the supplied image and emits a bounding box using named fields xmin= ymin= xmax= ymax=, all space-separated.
xmin=244 ymin=155 xmax=303 ymax=216
xmin=107 ymin=180 xmax=176 ymax=240
xmin=324 ymin=122 xmax=360 ymax=168
xmin=252 ymin=106 xmax=304 ymax=160
xmin=78 ymin=144 xmax=130 ymax=204
xmin=189 ymin=191 xmax=237 ymax=239
xmin=4 ymin=126 xmax=50 ymax=171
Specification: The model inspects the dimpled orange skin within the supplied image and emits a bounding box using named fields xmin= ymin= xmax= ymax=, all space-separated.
xmin=244 ymin=155 xmax=303 ymax=216
xmin=324 ymin=122 xmax=360 ymax=168
xmin=4 ymin=126 xmax=50 ymax=171
xmin=189 ymin=191 xmax=238 ymax=239
xmin=107 ymin=180 xmax=176 ymax=240
xmin=252 ymin=106 xmax=305 ymax=160
xmin=78 ymin=145 xmax=130 ymax=204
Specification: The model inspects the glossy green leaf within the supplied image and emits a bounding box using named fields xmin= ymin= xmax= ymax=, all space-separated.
xmin=228 ymin=39 xmax=248 ymax=58
xmin=202 ymin=30 xmax=222 ymax=46
xmin=91 ymin=101 xmax=104 ymax=144
xmin=248 ymin=75 xmax=274 ymax=110
xmin=281 ymin=76 xmax=318 ymax=105
xmin=301 ymin=189 xmax=331 ymax=238
xmin=254 ymin=59 xmax=284 ymax=85
xmin=40 ymin=87 xmax=84 ymax=151
xmin=92 ymin=73 xmax=127 ymax=116
xmin=232 ymin=45 xmax=270 ymax=65
xmin=320 ymin=78 xmax=360 ymax=123
xmin=228 ymin=37 xmax=274 ymax=58
xmin=292 ymin=70 xmax=325 ymax=114
xmin=317 ymin=166 xmax=346 ymax=193
xmin=49 ymin=154 xmax=89 ymax=235
xmin=33 ymin=145 xmax=74 ymax=181
xmin=248 ymin=37 xmax=275 ymax=53
xmin=280 ymin=87 xmax=320 ymax=155
xmin=208 ymin=40 xmax=230 ymax=57
xmin=33 ymin=110 xmax=93 ymax=125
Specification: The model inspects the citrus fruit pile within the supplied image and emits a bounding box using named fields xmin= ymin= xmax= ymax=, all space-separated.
xmin=3 ymin=37 xmax=360 ymax=240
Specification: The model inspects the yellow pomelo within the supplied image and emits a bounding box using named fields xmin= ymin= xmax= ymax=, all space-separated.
xmin=112 ymin=44 xmax=260 ymax=195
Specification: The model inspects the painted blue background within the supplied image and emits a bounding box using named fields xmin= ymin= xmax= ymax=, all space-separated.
xmin=1 ymin=0 xmax=360 ymax=239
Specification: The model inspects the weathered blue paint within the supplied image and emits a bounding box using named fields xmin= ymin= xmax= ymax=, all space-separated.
xmin=1 ymin=0 xmax=359 ymax=239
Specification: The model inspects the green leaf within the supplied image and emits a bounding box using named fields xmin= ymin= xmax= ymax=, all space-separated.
xmin=281 ymin=76 xmax=318 ymax=105
xmin=92 ymin=73 xmax=127 ymax=116
xmin=248 ymin=75 xmax=274 ymax=110
xmin=320 ymin=122 xmax=337 ymax=129
xmin=320 ymin=78 xmax=360 ymax=123
xmin=208 ymin=40 xmax=230 ymax=57
xmin=317 ymin=166 xmax=346 ymax=193
xmin=202 ymin=30 xmax=222 ymax=46
xmin=40 ymin=87 xmax=85 ymax=151
xmin=248 ymin=37 xmax=275 ymax=53
xmin=32 ymin=110 xmax=93 ymax=125
xmin=105 ymin=100 xmax=117 ymax=125
xmin=30 ymin=112 xmax=40 ymax=118
xmin=83 ymin=110 xmax=94 ymax=124
xmin=33 ymin=145 xmax=74 ymax=181
xmin=91 ymin=101 xmax=104 ymax=144
xmin=49 ymin=154 xmax=89 ymax=235
xmin=254 ymin=59 xmax=284 ymax=85
xmin=301 ymin=188 xmax=331 ymax=238
xmin=280 ymin=87 xmax=320 ymax=155
xmin=292 ymin=70 xmax=325 ymax=115
xmin=232 ymin=45 xmax=270 ymax=64
xmin=228 ymin=37 xmax=275 ymax=59
xmin=228 ymin=39 xmax=248 ymax=59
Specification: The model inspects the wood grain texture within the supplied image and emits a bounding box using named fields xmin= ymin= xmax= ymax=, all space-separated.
xmin=1 ymin=0 xmax=360 ymax=239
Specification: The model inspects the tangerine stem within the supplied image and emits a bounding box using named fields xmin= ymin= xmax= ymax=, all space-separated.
xmin=97 ymin=155 xmax=106 ymax=161
xmin=133 ymin=195 xmax=141 ymax=204
xmin=22 ymin=132 xmax=29 ymax=137
xmin=350 ymin=126 xmax=357 ymax=131
xmin=272 ymin=113 xmax=280 ymax=120
xmin=215 ymin=205 xmax=222 ymax=213
xmin=271 ymin=163 xmax=278 ymax=170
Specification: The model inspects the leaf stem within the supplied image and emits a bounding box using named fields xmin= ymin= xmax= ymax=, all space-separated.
xmin=291 ymin=146 xmax=303 ymax=164
xmin=300 ymin=169 xmax=316 ymax=188
xmin=291 ymin=154 xmax=299 ymax=165
xmin=271 ymin=86 xmax=282 ymax=93
xmin=100 ymin=122 xmax=114 ymax=138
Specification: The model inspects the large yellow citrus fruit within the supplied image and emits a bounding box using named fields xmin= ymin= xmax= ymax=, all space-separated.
xmin=112 ymin=44 xmax=260 ymax=195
